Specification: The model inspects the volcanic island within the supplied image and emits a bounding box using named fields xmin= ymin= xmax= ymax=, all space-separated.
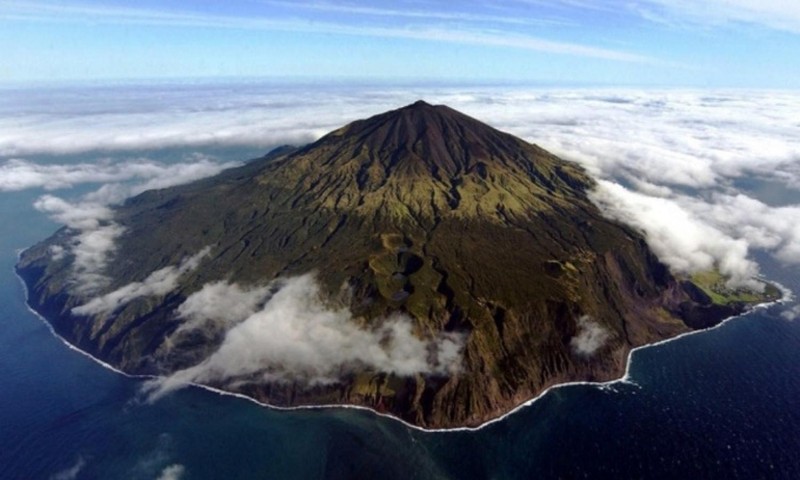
xmin=17 ymin=101 xmax=780 ymax=429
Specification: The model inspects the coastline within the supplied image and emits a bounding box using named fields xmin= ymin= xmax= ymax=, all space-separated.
xmin=13 ymin=260 xmax=793 ymax=434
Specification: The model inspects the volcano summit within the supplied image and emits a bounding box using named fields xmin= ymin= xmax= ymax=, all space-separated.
xmin=17 ymin=101 xmax=778 ymax=428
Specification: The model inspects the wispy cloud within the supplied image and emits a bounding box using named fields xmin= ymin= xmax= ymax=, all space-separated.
xmin=633 ymin=0 xmax=800 ymax=33
xmin=128 ymin=433 xmax=181 ymax=480
xmin=570 ymin=315 xmax=611 ymax=356
xmin=0 ymin=1 xmax=653 ymax=63
xmin=156 ymin=464 xmax=186 ymax=480
xmin=377 ymin=25 xmax=653 ymax=63
xmin=19 ymin=153 xmax=237 ymax=295
xmin=33 ymin=195 xmax=125 ymax=294
xmin=49 ymin=456 xmax=86 ymax=480
xmin=506 ymin=0 xmax=800 ymax=33
xmin=262 ymin=0 xmax=572 ymax=27
xmin=72 ymin=247 xmax=211 ymax=317
xmin=781 ymin=305 xmax=800 ymax=321
xmin=146 ymin=274 xmax=465 ymax=398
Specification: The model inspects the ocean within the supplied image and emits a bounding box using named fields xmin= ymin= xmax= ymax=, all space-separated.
xmin=2 ymin=84 xmax=800 ymax=479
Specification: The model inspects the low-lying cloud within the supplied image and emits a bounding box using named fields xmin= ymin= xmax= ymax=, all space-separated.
xmin=72 ymin=247 xmax=211 ymax=317
xmin=146 ymin=275 xmax=465 ymax=398
xmin=589 ymin=181 xmax=761 ymax=288
xmin=0 ymin=84 xmax=369 ymax=156
xmin=49 ymin=456 xmax=86 ymax=480
xmin=570 ymin=315 xmax=611 ymax=356
xmin=34 ymin=194 xmax=125 ymax=293
xmin=173 ymin=280 xmax=274 ymax=335
xmin=19 ymin=152 xmax=237 ymax=295
xmin=155 ymin=464 xmax=186 ymax=480
xmin=781 ymin=305 xmax=800 ymax=321
xmin=0 ymin=156 xmax=238 ymax=192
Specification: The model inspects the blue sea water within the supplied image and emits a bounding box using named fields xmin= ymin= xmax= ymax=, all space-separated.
xmin=2 ymin=151 xmax=800 ymax=479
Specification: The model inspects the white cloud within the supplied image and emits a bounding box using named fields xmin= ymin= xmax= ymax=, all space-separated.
xmin=33 ymin=194 xmax=114 ymax=230
xmin=262 ymin=0 xmax=570 ymax=27
xmin=0 ymin=1 xmax=651 ymax=64
xmin=0 ymin=156 xmax=239 ymax=193
xmin=49 ymin=456 xmax=86 ymax=480
xmin=17 ymin=151 xmax=237 ymax=295
xmin=570 ymin=315 xmax=611 ymax=356
xmin=637 ymin=0 xmax=800 ymax=33
xmin=156 ymin=464 xmax=186 ymax=480
xmin=781 ymin=305 xmax=800 ymax=321
xmin=0 ymin=85 xmax=340 ymax=156
xmin=72 ymin=247 xmax=211 ymax=317
xmin=442 ymin=90 xmax=800 ymax=191
xmin=435 ymin=89 xmax=799 ymax=285
xmin=146 ymin=275 xmax=465 ymax=398
xmin=34 ymin=194 xmax=125 ymax=293
xmin=174 ymin=280 xmax=273 ymax=335
xmin=128 ymin=434 xmax=179 ymax=480
xmin=589 ymin=181 xmax=761 ymax=288
xmin=681 ymin=193 xmax=800 ymax=265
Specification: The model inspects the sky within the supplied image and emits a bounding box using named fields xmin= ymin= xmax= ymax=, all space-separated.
xmin=2 ymin=0 xmax=800 ymax=87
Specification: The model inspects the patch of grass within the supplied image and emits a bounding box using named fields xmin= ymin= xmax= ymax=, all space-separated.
xmin=690 ymin=270 xmax=782 ymax=306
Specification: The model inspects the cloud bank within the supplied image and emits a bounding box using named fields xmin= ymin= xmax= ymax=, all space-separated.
xmin=72 ymin=247 xmax=211 ymax=317
xmin=0 ymin=156 xmax=239 ymax=193
xmin=589 ymin=181 xmax=761 ymax=288
xmin=0 ymin=83 xmax=385 ymax=156
xmin=570 ymin=315 xmax=611 ymax=356
xmin=146 ymin=275 xmax=465 ymax=397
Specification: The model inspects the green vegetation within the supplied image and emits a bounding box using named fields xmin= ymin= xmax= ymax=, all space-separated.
xmin=690 ymin=270 xmax=782 ymax=306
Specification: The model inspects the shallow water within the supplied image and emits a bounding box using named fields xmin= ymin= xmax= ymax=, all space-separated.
xmin=2 ymin=151 xmax=799 ymax=479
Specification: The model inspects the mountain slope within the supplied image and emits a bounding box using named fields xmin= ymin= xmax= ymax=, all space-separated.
xmin=17 ymin=101 xmax=766 ymax=428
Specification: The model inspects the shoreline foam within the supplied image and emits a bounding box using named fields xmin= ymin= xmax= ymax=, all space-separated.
xmin=13 ymin=259 xmax=792 ymax=434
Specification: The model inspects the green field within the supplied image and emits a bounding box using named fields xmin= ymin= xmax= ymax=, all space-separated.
xmin=690 ymin=270 xmax=782 ymax=306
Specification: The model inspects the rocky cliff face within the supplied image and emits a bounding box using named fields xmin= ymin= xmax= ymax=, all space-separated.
xmin=17 ymin=101 xmax=748 ymax=428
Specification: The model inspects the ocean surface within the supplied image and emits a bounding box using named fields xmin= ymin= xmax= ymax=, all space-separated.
xmin=2 ymin=149 xmax=800 ymax=480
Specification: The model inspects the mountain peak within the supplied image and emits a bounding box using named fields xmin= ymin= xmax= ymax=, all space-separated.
xmin=262 ymin=102 xmax=593 ymax=223
xmin=317 ymin=100 xmax=532 ymax=179
xmin=406 ymin=99 xmax=434 ymax=108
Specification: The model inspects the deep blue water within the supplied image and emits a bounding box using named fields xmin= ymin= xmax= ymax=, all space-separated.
xmin=2 ymin=153 xmax=800 ymax=479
